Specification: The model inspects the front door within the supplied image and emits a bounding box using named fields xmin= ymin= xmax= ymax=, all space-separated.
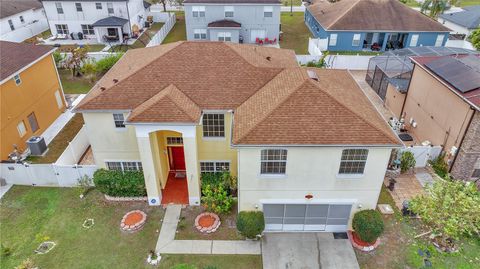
xmin=169 ymin=146 xmax=186 ymax=171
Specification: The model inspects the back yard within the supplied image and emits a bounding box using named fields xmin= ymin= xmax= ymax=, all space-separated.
xmin=280 ymin=12 xmax=311 ymax=54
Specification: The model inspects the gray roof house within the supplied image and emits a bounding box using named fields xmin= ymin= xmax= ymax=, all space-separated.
xmin=439 ymin=6 xmax=480 ymax=38
xmin=183 ymin=0 xmax=281 ymax=44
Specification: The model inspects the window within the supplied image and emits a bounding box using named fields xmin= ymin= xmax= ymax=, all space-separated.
xmin=192 ymin=6 xmax=205 ymax=17
xmin=329 ymin=33 xmax=337 ymax=46
xmin=352 ymin=34 xmax=361 ymax=46
xmin=202 ymin=113 xmax=225 ymax=138
xmin=13 ymin=74 xmax=21 ymax=85
xmin=81 ymin=24 xmax=95 ymax=35
xmin=27 ymin=112 xmax=39 ymax=133
xmin=224 ymin=6 xmax=234 ymax=17
xmin=261 ymin=149 xmax=287 ymax=175
xmin=435 ymin=34 xmax=445 ymax=47
xmin=54 ymin=90 xmax=63 ymax=109
xmin=75 ymin=3 xmax=83 ymax=12
xmin=55 ymin=24 xmax=69 ymax=34
xmin=338 ymin=149 xmax=368 ymax=175
xmin=264 ymin=6 xmax=273 ymax=17
xmin=472 ymin=169 xmax=480 ymax=178
xmin=113 ymin=113 xmax=125 ymax=128
xmin=8 ymin=20 xmax=14 ymax=31
xmin=200 ymin=161 xmax=230 ymax=174
xmin=218 ymin=32 xmax=232 ymax=42
xmin=17 ymin=121 xmax=26 ymax=137
xmin=55 ymin=2 xmax=64 ymax=14
xmin=193 ymin=29 xmax=207 ymax=40
xmin=96 ymin=2 xmax=102 ymax=9
xmin=106 ymin=161 xmax=143 ymax=172
xmin=166 ymin=137 xmax=183 ymax=145
xmin=410 ymin=34 xmax=419 ymax=47
xmin=107 ymin=3 xmax=114 ymax=15
xmin=19 ymin=16 xmax=24 ymax=23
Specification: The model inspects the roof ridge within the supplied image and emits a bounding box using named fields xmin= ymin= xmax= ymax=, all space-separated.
xmin=162 ymin=84 xmax=202 ymax=121
xmin=327 ymin=0 xmax=362 ymax=29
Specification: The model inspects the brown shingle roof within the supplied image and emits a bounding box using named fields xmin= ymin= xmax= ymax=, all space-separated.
xmin=0 ymin=0 xmax=42 ymax=19
xmin=0 ymin=41 xmax=54 ymax=81
xmin=184 ymin=0 xmax=280 ymax=3
xmin=208 ymin=20 xmax=241 ymax=28
xmin=307 ymin=0 xmax=450 ymax=32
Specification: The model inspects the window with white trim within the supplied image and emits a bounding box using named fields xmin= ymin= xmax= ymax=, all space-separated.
xmin=55 ymin=2 xmax=64 ymax=14
xmin=260 ymin=149 xmax=287 ymax=175
xmin=96 ymin=2 xmax=102 ymax=9
xmin=410 ymin=34 xmax=419 ymax=47
xmin=338 ymin=149 xmax=368 ymax=175
xmin=75 ymin=3 xmax=83 ymax=12
xmin=352 ymin=34 xmax=361 ymax=46
xmin=224 ymin=6 xmax=234 ymax=17
xmin=329 ymin=33 xmax=337 ymax=46
xmin=55 ymin=24 xmax=69 ymax=35
xmin=264 ymin=6 xmax=273 ymax=17
xmin=193 ymin=29 xmax=207 ymax=40
xmin=107 ymin=2 xmax=114 ymax=15
xmin=200 ymin=161 xmax=230 ymax=174
xmin=166 ymin=137 xmax=183 ymax=145
xmin=202 ymin=113 xmax=225 ymax=137
xmin=20 ymin=16 xmax=24 ymax=23
xmin=13 ymin=74 xmax=21 ymax=85
xmin=192 ymin=6 xmax=205 ymax=17
xmin=435 ymin=34 xmax=445 ymax=47
xmin=55 ymin=90 xmax=63 ymax=109
xmin=8 ymin=20 xmax=14 ymax=31
xmin=113 ymin=113 xmax=125 ymax=128
xmin=217 ymin=32 xmax=232 ymax=42
xmin=81 ymin=24 xmax=94 ymax=35
xmin=17 ymin=121 xmax=26 ymax=137
xmin=106 ymin=161 xmax=143 ymax=172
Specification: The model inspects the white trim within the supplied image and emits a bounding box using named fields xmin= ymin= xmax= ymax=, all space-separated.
xmin=184 ymin=3 xmax=281 ymax=6
xmin=134 ymin=124 xmax=197 ymax=138
xmin=0 ymin=48 xmax=56 ymax=85
xmin=260 ymin=199 xmax=357 ymax=205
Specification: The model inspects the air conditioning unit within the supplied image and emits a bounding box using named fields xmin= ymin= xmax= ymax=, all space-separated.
xmin=26 ymin=136 xmax=47 ymax=156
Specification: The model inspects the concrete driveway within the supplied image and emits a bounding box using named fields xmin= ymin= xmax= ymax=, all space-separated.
xmin=262 ymin=233 xmax=360 ymax=269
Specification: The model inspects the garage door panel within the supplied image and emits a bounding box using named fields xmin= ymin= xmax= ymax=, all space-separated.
xmin=264 ymin=204 xmax=284 ymax=217
xmin=328 ymin=205 xmax=352 ymax=218
xmin=304 ymin=225 xmax=326 ymax=231
xmin=305 ymin=217 xmax=327 ymax=225
xmin=306 ymin=204 xmax=329 ymax=217
xmin=284 ymin=218 xmax=305 ymax=224
xmin=265 ymin=217 xmax=283 ymax=224
xmin=285 ymin=204 xmax=306 ymax=218
xmin=327 ymin=218 xmax=349 ymax=225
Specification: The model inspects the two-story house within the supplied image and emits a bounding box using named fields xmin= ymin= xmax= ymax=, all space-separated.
xmin=183 ymin=0 xmax=281 ymax=44
xmin=40 ymin=0 xmax=150 ymax=44
xmin=75 ymin=41 xmax=401 ymax=232
xmin=305 ymin=0 xmax=451 ymax=52
xmin=0 ymin=0 xmax=49 ymax=42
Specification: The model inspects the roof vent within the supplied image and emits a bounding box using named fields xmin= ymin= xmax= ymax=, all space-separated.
xmin=113 ymin=79 xmax=119 ymax=83
xmin=100 ymin=87 xmax=106 ymax=91
xmin=307 ymin=70 xmax=319 ymax=81
xmin=266 ymin=56 xmax=271 ymax=61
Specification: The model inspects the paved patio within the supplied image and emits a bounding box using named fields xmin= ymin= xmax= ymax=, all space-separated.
xmin=384 ymin=168 xmax=435 ymax=209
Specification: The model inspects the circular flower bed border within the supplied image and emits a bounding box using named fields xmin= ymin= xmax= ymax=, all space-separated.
xmin=195 ymin=212 xmax=220 ymax=234
xmin=120 ymin=210 xmax=147 ymax=233
xmin=348 ymin=231 xmax=380 ymax=252
xmin=82 ymin=218 xmax=94 ymax=229
xmin=34 ymin=241 xmax=56 ymax=254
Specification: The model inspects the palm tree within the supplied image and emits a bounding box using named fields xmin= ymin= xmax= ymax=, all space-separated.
xmin=421 ymin=0 xmax=448 ymax=18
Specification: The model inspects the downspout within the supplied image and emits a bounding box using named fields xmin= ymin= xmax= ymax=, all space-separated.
xmin=449 ymin=108 xmax=476 ymax=173
xmin=125 ymin=0 xmax=132 ymax=38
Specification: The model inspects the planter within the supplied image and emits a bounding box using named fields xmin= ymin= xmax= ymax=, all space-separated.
xmin=82 ymin=218 xmax=94 ymax=229
xmin=195 ymin=212 xmax=220 ymax=234
xmin=120 ymin=210 xmax=147 ymax=233
xmin=34 ymin=241 xmax=56 ymax=254
xmin=147 ymin=252 xmax=161 ymax=265
xmin=348 ymin=231 xmax=380 ymax=252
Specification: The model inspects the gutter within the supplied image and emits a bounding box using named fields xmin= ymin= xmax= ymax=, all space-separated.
xmin=449 ymin=108 xmax=476 ymax=173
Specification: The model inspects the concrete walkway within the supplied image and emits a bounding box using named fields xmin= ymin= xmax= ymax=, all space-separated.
xmin=155 ymin=205 xmax=261 ymax=255
xmin=0 ymin=184 xmax=13 ymax=200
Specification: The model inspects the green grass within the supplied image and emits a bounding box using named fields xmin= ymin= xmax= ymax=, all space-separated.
xmin=159 ymin=254 xmax=262 ymax=269
xmin=163 ymin=12 xmax=187 ymax=44
xmin=53 ymin=44 xmax=105 ymax=53
xmin=459 ymin=0 xmax=480 ymax=6
xmin=280 ymin=12 xmax=312 ymax=54
xmin=0 ymin=186 xmax=164 ymax=269
xmin=24 ymin=30 xmax=52 ymax=44
xmin=59 ymin=69 xmax=95 ymax=94
xmin=282 ymin=0 xmax=302 ymax=6
xmin=25 ymin=114 xmax=84 ymax=164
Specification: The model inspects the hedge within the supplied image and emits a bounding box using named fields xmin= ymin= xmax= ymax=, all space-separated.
xmin=93 ymin=169 xmax=147 ymax=197
xmin=236 ymin=211 xmax=265 ymax=239
xmin=352 ymin=209 xmax=384 ymax=243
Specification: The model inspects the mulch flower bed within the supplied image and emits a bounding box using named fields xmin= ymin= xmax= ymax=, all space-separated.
xmin=120 ymin=210 xmax=147 ymax=233
xmin=348 ymin=231 xmax=380 ymax=252
xmin=195 ymin=212 xmax=220 ymax=234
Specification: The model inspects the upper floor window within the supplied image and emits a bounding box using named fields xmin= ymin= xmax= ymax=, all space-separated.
xmin=338 ymin=149 xmax=368 ymax=175
xmin=264 ymin=6 xmax=273 ymax=17
xmin=19 ymin=16 xmax=24 ymax=23
xmin=81 ymin=24 xmax=95 ymax=35
xmin=224 ymin=6 xmax=234 ymax=17
xmin=200 ymin=161 xmax=230 ymax=174
xmin=17 ymin=121 xmax=26 ymax=137
xmin=202 ymin=113 xmax=224 ymax=138
xmin=13 ymin=74 xmax=21 ymax=85
xmin=193 ymin=29 xmax=207 ymax=40
xmin=192 ymin=6 xmax=205 ymax=17
xmin=106 ymin=161 xmax=143 ymax=172
xmin=352 ymin=34 xmax=361 ymax=46
xmin=55 ymin=24 xmax=69 ymax=35
xmin=55 ymin=2 xmax=64 ymax=14
xmin=218 ymin=32 xmax=231 ymax=42
xmin=107 ymin=2 xmax=114 ymax=15
xmin=261 ymin=149 xmax=287 ymax=175
xmin=113 ymin=113 xmax=125 ymax=128
xmin=96 ymin=2 xmax=102 ymax=9
xmin=329 ymin=34 xmax=337 ymax=46
xmin=75 ymin=3 xmax=83 ymax=12
xmin=8 ymin=20 xmax=14 ymax=31
xmin=28 ymin=112 xmax=39 ymax=133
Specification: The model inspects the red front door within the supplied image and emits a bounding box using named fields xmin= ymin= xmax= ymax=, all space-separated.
xmin=169 ymin=146 xmax=186 ymax=171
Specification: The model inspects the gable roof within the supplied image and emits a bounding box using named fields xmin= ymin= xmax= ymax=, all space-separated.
xmin=439 ymin=6 xmax=480 ymax=29
xmin=76 ymin=41 xmax=400 ymax=146
xmin=208 ymin=19 xmax=241 ymax=28
xmin=92 ymin=16 xmax=129 ymax=27
xmin=0 ymin=41 xmax=54 ymax=82
xmin=307 ymin=0 xmax=450 ymax=32
xmin=0 ymin=0 xmax=43 ymax=19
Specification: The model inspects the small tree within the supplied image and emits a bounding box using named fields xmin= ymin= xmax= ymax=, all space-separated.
xmin=409 ymin=180 xmax=480 ymax=246
xmin=65 ymin=46 xmax=88 ymax=77
xmin=201 ymin=184 xmax=234 ymax=214
xmin=400 ymin=151 xmax=416 ymax=173
xmin=469 ymin=29 xmax=480 ymax=50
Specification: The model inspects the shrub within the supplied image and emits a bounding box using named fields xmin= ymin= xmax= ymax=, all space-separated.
xmin=80 ymin=60 xmax=97 ymax=82
xmin=1 ymin=244 xmax=11 ymax=257
xmin=93 ymin=169 xmax=147 ymax=197
xmin=236 ymin=211 xmax=265 ymax=239
xmin=201 ymin=172 xmax=237 ymax=196
xmin=15 ymin=259 xmax=36 ymax=269
xmin=428 ymin=153 xmax=448 ymax=178
xmin=352 ymin=210 xmax=384 ymax=243
xmin=95 ymin=54 xmax=123 ymax=74
xmin=201 ymin=184 xmax=233 ymax=214
xmin=400 ymin=151 xmax=416 ymax=173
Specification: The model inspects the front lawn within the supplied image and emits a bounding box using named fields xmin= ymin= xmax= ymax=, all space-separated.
xmin=280 ymin=12 xmax=311 ymax=54
xmin=0 ymin=186 xmax=164 ymax=269
xmin=59 ymin=69 xmax=96 ymax=94
xmin=159 ymin=254 xmax=262 ymax=269
xmin=281 ymin=0 xmax=302 ymax=6
xmin=163 ymin=12 xmax=187 ymax=44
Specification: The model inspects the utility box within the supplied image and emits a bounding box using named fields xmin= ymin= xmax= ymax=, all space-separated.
xmin=26 ymin=136 xmax=47 ymax=156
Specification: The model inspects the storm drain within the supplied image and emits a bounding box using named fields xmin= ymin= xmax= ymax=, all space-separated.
xmin=333 ymin=232 xmax=348 ymax=239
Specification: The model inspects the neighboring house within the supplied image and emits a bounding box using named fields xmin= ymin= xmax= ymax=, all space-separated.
xmin=305 ymin=0 xmax=451 ymax=52
xmin=40 ymin=0 xmax=151 ymax=44
xmin=439 ymin=6 xmax=480 ymax=39
xmin=0 ymin=41 xmax=67 ymax=160
xmin=75 ymin=41 xmax=401 ymax=232
xmin=183 ymin=0 xmax=280 ymax=44
xmin=0 ymin=0 xmax=49 ymax=42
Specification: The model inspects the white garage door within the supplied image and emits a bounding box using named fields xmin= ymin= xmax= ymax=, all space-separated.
xmin=263 ymin=204 xmax=352 ymax=232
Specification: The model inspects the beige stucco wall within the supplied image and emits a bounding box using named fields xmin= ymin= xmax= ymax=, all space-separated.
xmin=402 ymin=65 xmax=475 ymax=153
xmin=384 ymin=83 xmax=406 ymax=119
xmin=237 ymin=147 xmax=393 ymax=225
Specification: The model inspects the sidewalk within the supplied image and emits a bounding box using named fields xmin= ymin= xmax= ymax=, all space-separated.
xmin=155 ymin=205 xmax=261 ymax=255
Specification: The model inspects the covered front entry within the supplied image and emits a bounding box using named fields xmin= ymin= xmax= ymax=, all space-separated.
xmin=263 ymin=203 xmax=352 ymax=232
xmin=168 ymin=146 xmax=186 ymax=171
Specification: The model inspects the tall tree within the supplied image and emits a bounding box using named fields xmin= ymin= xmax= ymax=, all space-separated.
xmin=421 ymin=0 xmax=448 ymax=18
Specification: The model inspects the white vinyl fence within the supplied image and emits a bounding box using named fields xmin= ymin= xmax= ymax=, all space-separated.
xmin=55 ymin=126 xmax=90 ymax=165
xmin=324 ymin=54 xmax=374 ymax=70
xmin=308 ymin=37 xmax=328 ymax=56
xmin=400 ymin=145 xmax=443 ymax=168
xmin=0 ymin=20 xmax=48 ymax=42
xmin=147 ymin=13 xmax=177 ymax=47
xmin=296 ymin=55 xmax=321 ymax=65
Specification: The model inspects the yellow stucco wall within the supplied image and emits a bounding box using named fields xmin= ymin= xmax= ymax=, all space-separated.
xmin=0 ymin=54 xmax=66 ymax=160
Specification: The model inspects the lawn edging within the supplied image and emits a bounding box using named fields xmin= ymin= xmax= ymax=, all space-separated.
xmin=104 ymin=194 xmax=148 ymax=202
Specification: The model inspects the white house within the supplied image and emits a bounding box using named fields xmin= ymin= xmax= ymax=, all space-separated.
xmin=40 ymin=0 xmax=151 ymax=44
xmin=0 ymin=0 xmax=49 ymax=42
xmin=74 ymin=41 xmax=402 ymax=232
xmin=439 ymin=6 xmax=480 ymax=39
